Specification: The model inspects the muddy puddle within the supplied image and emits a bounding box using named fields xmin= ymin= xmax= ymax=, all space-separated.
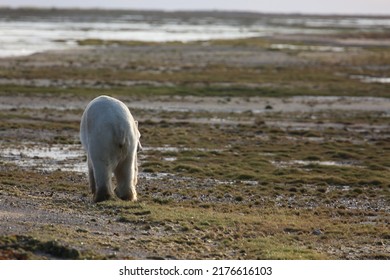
xmin=351 ymin=75 xmax=390 ymax=84
xmin=142 ymin=146 xmax=223 ymax=153
xmin=271 ymin=159 xmax=361 ymax=168
xmin=0 ymin=143 xmax=262 ymax=190
xmin=0 ymin=143 xmax=208 ymax=180
xmin=1 ymin=144 xmax=85 ymax=173
xmin=270 ymin=43 xmax=346 ymax=52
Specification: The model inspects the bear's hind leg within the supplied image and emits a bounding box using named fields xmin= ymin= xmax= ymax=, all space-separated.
xmin=114 ymin=156 xmax=137 ymax=202
xmin=88 ymin=158 xmax=96 ymax=195
xmin=93 ymin=161 xmax=114 ymax=203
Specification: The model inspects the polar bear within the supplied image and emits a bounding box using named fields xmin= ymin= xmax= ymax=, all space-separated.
xmin=80 ymin=95 xmax=141 ymax=203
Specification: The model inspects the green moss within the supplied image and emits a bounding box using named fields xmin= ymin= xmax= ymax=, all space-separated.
xmin=0 ymin=235 xmax=80 ymax=260
xmin=240 ymin=236 xmax=329 ymax=259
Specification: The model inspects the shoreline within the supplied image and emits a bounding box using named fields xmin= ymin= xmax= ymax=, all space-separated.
xmin=1 ymin=8 xmax=389 ymax=58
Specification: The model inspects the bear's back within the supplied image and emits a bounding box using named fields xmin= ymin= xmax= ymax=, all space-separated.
xmin=80 ymin=95 xmax=135 ymax=151
xmin=86 ymin=95 xmax=131 ymax=123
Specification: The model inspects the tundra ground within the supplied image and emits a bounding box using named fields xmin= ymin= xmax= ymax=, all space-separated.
xmin=0 ymin=28 xmax=389 ymax=259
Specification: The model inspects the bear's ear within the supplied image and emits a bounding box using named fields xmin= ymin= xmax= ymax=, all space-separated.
xmin=135 ymin=120 xmax=139 ymax=128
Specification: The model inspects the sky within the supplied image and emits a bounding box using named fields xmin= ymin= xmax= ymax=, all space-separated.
xmin=1 ymin=0 xmax=390 ymax=15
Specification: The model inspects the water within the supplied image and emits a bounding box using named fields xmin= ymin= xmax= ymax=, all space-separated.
xmin=1 ymin=9 xmax=389 ymax=57
xmin=271 ymin=160 xmax=360 ymax=168
xmin=0 ymin=143 xmax=167 ymax=180
xmin=1 ymin=144 xmax=86 ymax=172
xmin=0 ymin=143 xmax=208 ymax=179
xmin=270 ymin=44 xmax=345 ymax=52
xmin=0 ymin=20 xmax=262 ymax=57
xmin=270 ymin=17 xmax=390 ymax=28
xmin=351 ymin=75 xmax=390 ymax=84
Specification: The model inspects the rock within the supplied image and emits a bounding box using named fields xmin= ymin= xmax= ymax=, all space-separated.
xmin=312 ymin=229 xmax=323 ymax=235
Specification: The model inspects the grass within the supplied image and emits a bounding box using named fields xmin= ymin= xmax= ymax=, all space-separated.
xmin=1 ymin=35 xmax=389 ymax=98
xmin=0 ymin=69 xmax=387 ymax=98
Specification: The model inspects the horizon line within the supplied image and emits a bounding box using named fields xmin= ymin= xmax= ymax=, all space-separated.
xmin=1 ymin=5 xmax=390 ymax=17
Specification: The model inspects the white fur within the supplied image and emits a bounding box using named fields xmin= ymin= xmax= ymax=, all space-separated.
xmin=80 ymin=95 xmax=140 ymax=202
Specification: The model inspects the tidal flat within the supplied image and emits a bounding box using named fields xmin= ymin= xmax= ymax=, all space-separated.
xmin=0 ymin=12 xmax=389 ymax=259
